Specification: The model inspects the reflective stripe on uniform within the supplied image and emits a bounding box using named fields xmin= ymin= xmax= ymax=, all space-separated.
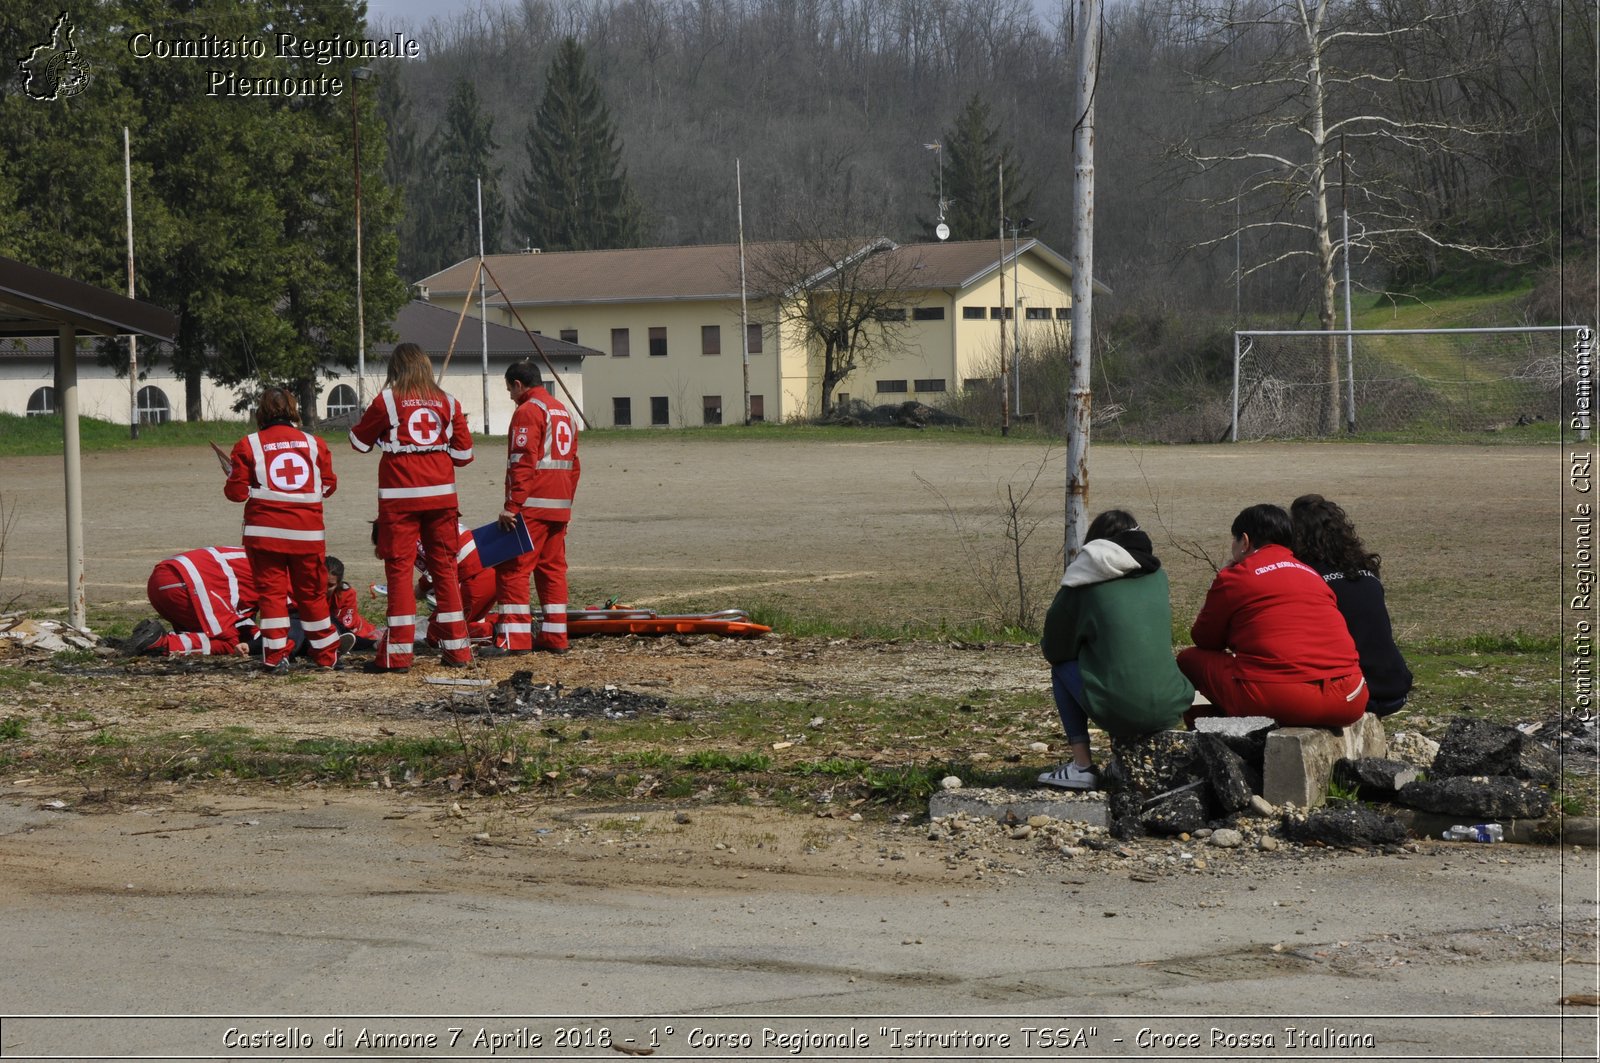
xmin=520 ymin=497 xmax=572 ymax=510
xmin=379 ymin=484 xmax=454 ymax=499
xmin=244 ymin=526 xmax=325 ymax=541
xmin=433 ymin=610 xmax=465 ymax=624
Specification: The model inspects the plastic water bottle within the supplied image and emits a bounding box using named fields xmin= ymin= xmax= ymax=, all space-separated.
xmin=1443 ymin=823 xmax=1503 ymax=843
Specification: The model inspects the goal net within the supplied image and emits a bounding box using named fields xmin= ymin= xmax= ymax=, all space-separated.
xmin=1232 ymin=326 xmax=1585 ymax=440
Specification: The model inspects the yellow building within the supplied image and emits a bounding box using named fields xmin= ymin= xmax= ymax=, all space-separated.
xmin=418 ymin=238 xmax=1105 ymax=428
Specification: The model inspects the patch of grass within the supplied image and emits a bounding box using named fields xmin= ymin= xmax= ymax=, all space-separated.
xmin=679 ymin=750 xmax=772 ymax=773
xmin=745 ymin=605 xmax=1040 ymax=643
xmin=0 ymin=717 xmax=26 ymax=741
xmin=51 ymin=649 xmax=98 ymax=666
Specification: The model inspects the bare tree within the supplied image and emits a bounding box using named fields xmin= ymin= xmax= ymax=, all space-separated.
xmin=747 ymin=222 xmax=926 ymax=417
xmin=1174 ymin=0 xmax=1515 ymax=433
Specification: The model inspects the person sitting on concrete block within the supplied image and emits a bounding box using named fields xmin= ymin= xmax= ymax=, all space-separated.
xmin=1179 ymin=503 xmax=1369 ymax=727
xmin=1290 ymin=494 xmax=1413 ymax=716
xmin=1037 ymin=509 xmax=1195 ymax=790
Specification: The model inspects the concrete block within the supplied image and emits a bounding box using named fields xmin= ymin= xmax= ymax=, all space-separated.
xmin=928 ymin=787 xmax=1107 ymax=828
xmin=1262 ymin=715 xmax=1389 ymax=808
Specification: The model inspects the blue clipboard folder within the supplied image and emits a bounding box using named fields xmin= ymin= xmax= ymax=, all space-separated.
xmin=470 ymin=513 xmax=535 ymax=568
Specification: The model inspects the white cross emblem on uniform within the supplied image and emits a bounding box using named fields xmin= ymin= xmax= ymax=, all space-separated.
xmin=267 ymin=451 xmax=311 ymax=491
xmin=409 ymin=407 xmax=442 ymax=445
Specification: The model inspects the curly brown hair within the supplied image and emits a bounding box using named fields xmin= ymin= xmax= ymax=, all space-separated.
xmin=254 ymin=386 xmax=300 ymax=427
xmin=1291 ymin=494 xmax=1381 ymax=578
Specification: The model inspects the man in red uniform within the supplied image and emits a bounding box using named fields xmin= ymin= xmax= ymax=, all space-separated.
xmin=224 ymin=387 xmax=341 ymax=670
xmin=349 ymin=342 xmax=475 ymax=672
xmin=493 ymin=360 xmax=579 ymax=654
xmin=131 ymin=546 xmax=258 ymax=657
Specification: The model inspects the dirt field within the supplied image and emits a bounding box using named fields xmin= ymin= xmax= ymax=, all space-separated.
xmin=1 ymin=436 xmax=1595 ymax=1055
xmin=1 ymin=436 xmax=1564 ymax=637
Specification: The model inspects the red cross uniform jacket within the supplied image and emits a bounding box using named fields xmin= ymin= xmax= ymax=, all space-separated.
xmin=162 ymin=546 xmax=258 ymax=637
xmin=505 ymin=387 xmax=579 ymax=522
xmin=349 ymin=388 xmax=474 ymax=515
xmin=223 ymin=422 xmax=336 ymax=554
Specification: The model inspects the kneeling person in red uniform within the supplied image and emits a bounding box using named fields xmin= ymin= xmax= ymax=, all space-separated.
xmin=415 ymin=521 xmax=497 ymax=643
xmin=495 ymin=360 xmax=579 ymax=654
xmin=350 ymin=342 xmax=475 ymax=672
xmin=224 ymin=387 xmax=341 ymax=671
xmin=133 ymin=546 xmax=258 ymax=656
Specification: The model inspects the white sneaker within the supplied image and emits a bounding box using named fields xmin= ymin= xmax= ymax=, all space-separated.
xmin=1037 ymin=762 xmax=1097 ymax=790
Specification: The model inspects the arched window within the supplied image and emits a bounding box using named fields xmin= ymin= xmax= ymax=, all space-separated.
xmin=26 ymin=386 xmax=56 ymax=417
xmin=136 ymin=385 xmax=171 ymax=425
xmin=326 ymin=384 xmax=359 ymax=419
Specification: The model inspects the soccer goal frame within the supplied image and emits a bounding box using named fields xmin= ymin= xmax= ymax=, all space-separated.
xmin=1231 ymin=325 xmax=1590 ymax=442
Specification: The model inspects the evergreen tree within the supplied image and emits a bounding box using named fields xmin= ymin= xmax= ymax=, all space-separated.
xmin=516 ymin=37 xmax=644 ymax=252
xmin=379 ymin=73 xmax=428 ymax=283
xmin=417 ymin=78 xmax=506 ymax=276
xmin=924 ymin=95 xmax=1036 ymax=243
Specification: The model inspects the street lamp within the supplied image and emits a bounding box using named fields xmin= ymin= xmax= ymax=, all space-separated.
xmin=351 ymin=66 xmax=372 ymax=409
xmin=924 ymin=141 xmax=948 ymax=238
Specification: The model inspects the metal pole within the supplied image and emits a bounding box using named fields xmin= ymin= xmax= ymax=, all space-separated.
xmin=1065 ymin=0 xmax=1100 ymax=557
xmin=1232 ymin=333 xmax=1242 ymax=442
xmin=123 ymin=126 xmax=138 ymax=441
xmin=998 ymin=160 xmax=1009 ymax=437
xmin=478 ymin=176 xmax=491 ymax=433
xmin=737 ymin=158 xmax=751 ymax=425
xmin=1341 ymin=140 xmax=1355 ymax=434
xmin=1012 ymin=223 xmax=1022 ymax=417
xmin=352 ymin=69 xmax=369 ymax=409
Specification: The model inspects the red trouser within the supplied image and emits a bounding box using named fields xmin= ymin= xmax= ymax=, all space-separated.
xmin=248 ymin=547 xmax=337 ymax=667
xmin=494 ymin=519 xmax=569 ymax=651
xmin=378 ymin=509 xmax=469 ymax=668
xmin=1177 ymin=647 xmax=1369 ymax=727
xmin=423 ymin=566 xmax=496 ymax=646
xmin=146 ymin=561 xmax=247 ymax=657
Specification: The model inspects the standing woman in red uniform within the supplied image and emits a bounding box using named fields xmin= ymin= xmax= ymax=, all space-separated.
xmin=223 ymin=387 xmax=341 ymax=671
xmin=349 ymin=342 xmax=475 ymax=672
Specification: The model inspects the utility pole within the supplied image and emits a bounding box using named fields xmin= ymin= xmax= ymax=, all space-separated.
xmin=737 ymin=158 xmax=751 ymax=425
xmin=123 ymin=126 xmax=138 ymax=440
xmin=477 ymin=175 xmax=491 ymax=433
xmin=998 ymin=160 xmax=1009 ymax=438
xmin=351 ymin=67 xmax=372 ymax=410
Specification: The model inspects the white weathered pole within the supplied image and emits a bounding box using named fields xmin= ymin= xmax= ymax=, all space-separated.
xmin=1341 ymin=140 xmax=1355 ymax=434
xmin=124 ymin=126 xmax=139 ymax=440
xmin=478 ymin=175 xmax=491 ymax=433
xmin=1066 ymin=0 xmax=1100 ymax=558
xmin=60 ymin=324 xmax=85 ymax=629
xmin=737 ymin=158 xmax=751 ymax=425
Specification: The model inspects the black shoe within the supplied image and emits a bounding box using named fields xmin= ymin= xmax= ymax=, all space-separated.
xmin=476 ymin=644 xmax=514 ymax=658
xmin=262 ymin=659 xmax=292 ymax=676
xmin=362 ymin=661 xmax=409 ymax=675
xmin=124 ymin=618 xmax=166 ymax=656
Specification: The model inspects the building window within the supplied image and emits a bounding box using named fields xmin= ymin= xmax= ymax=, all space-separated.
xmin=701 ymin=324 xmax=721 ymax=355
xmin=1056 ymin=307 xmax=1072 ymax=320
xmin=1026 ymin=306 xmax=1051 ymax=320
xmin=326 ymin=384 xmax=359 ymax=419
xmin=750 ymin=394 xmax=765 ymax=422
xmin=611 ymin=328 xmax=630 ymax=357
xmin=914 ymin=378 xmax=947 ymax=393
xmin=136 ymin=385 xmax=171 ymax=425
xmin=875 ymin=307 xmax=907 ymax=322
xmin=613 ymin=397 xmax=632 ymax=427
xmin=702 ymin=395 xmax=722 ymax=425
xmin=649 ymin=327 xmax=667 ymax=357
xmin=962 ymin=306 xmax=985 ymax=320
xmin=913 ymin=306 xmax=945 ymax=321
xmin=746 ymin=323 xmax=763 ymax=354
xmin=876 ymin=379 xmax=908 ymax=394
xmin=25 ymin=386 xmax=56 ymax=417
xmin=991 ymin=306 xmax=1013 ymax=320
xmin=650 ymin=396 xmax=669 ymax=425
xmin=559 ymin=328 xmax=578 ymax=343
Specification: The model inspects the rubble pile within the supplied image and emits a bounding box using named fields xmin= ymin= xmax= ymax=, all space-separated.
xmin=432 ymin=670 xmax=668 ymax=720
